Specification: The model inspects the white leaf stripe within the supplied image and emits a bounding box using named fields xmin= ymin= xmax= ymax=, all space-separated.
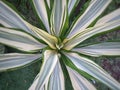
xmin=51 ymin=0 xmax=67 ymax=36
xmin=25 ymin=22 xmax=58 ymax=49
xmin=0 ymin=1 xmax=35 ymax=35
xmin=46 ymin=0 xmax=50 ymax=8
xmin=64 ymin=20 xmax=120 ymax=50
xmin=68 ymin=0 xmax=79 ymax=15
xmin=29 ymin=73 xmax=46 ymax=90
xmin=0 ymin=27 xmax=45 ymax=52
xmin=35 ymin=50 xmax=58 ymax=89
xmin=33 ymin=0 xmax=50 ymax=33
xmin=67 ymin=66 xmax=96 ymax=90
xmin=45 ymin=78 xmax=49 ymax=90
xmin=29 ymin=74 xmax=39 ymax=90
xmin=0 ymin=15 xmax=16 ymax=28
xmin=65 ymin=52 xmax=120 ymax=90
xmin=95 ymin=8 xmax=120 ymax=26
xmin=49 ymin=61 xmax=65 ymax=90
xmin=0 ymin=53 xmax=41 ymax=71
xmin=73 ymin=42 xmax=120 ymax=57
xmin=68 ymin=0 xmax=111 ymax=38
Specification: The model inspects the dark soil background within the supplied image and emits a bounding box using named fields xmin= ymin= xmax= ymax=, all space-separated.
xmin=0 ymin=0 xmax=120 ymax=90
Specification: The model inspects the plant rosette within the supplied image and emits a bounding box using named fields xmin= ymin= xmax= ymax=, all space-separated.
xmin=0 ymin=0 xmax=120 ymax=90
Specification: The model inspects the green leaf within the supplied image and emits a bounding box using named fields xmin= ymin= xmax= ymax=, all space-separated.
xmin=63 ymin=20 xmax=120 ymax=50
xmin=0 ymin=27 xmax=45 ymax=52
xmin=32 ymin=0 xmax=50 ymax=33
xmin=46 ymin=0 xmax=50 ymax=8
xmin=50 ymin=0 xmax=68 ymax=36
xmin=0 ymin=1 xmax=35 ymax=35
xmin=68 ymin=0 xmax=111 ymax=38
xmin=0 ymin=53 xmax=41 ymax=72
xmin=29 ymin=50 xmax=58 ymax=90
xmin=73 ymin=42 xmax=120 ymax=57
xmin=67 ymin=66 xmax=96 ymax=90
xmin=0 ymin=44 xmax=5 ymax=54
xmin=64 ymin=52 xmax=120 ymax=90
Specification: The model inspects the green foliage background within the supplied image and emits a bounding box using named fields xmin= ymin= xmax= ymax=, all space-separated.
xmin=0 ymin=0 xmax=120 ymax=90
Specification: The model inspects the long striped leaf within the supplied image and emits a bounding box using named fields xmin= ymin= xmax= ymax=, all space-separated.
xmin=63 ymin=20 xmax=120 ymax=50
xmin=29 ymin=61 xmax=64 ymax=90
xmin=95 ymin=8 xmax=120 ymax=26
xmin=50 ymin=0 xmax=67 ymax=36
xmin=73 ymin=42 xmax=120 ymax=57
xmin=0 ymin=15 xmax=15 ymax=27
xmin=68 ymin=0 xmax=80 ymax=15
xmin=0 ymin=1 xmax=34 ymax=35
xmin=29 ymin=74 xmax=39 ymax=90
xmin=0 ymin=27 xmax=45 ymax=52
xmin=32 ymin=0 xmax=50 ymax=33
xmin=30 ymin=50 xmax=58 ymax=90
xmin=68 ymin=0 xmax=111 ymax=38
xmin=25 ymin=22 xmax=58 ymax=49
xmin=64 ymin=52 xmax=120 ymax=90
xmin=67 ymin=66 xmax=96 ymax=90
xmin=49 ymin=61 xmax=65 ymax=90
xmin=0 ymin=53 xmax=41 ymax=72
xmin=29 ymin=73 xmax=46 ymax=90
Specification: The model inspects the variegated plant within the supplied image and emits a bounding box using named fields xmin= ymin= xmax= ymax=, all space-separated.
xmin=0 ymin=0 xmax=120 ymax=90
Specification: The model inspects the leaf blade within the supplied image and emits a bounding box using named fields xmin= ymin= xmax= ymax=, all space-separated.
xmin=30 ymin=50 xmax=58 ymax=90
xmin=64 ymin=20 xmax=120 ymax=50
xmin=50 ymin=0 xmax=67 ymax=36
xmin=49 ymin=61 xmax=65 ymax=90
xmin=67 ymin=66 xmax=96 ymax=90
xmin=95 ymin=8 xmax=120 ymax=26
xmin=32 ymin=0 xmax=50 ymax=33
xmin=0 ymin=53 xmax=41 ymax=72
xmin=46 ymin=0 xmax=50 ymax=8
xmin=25 ymin=22 xmax=58 ymax=49
xmin=73 ymin=42 xmax=120 ymax=57
xmin=64 ymin=52 xmax=120 ymax=90
xmin=68 ymin=0 xmax=80 ymax=15
xmin=0 ymin=27 xmax=45 ymax=52
xmin=68 ymin=0 xmax=111 ymax=38
xmin=0 ymin=1 xmax=35 ymax=35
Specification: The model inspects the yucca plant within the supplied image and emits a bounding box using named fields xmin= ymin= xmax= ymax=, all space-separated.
xmin=0 ymin=0 xmax=120 ymax=90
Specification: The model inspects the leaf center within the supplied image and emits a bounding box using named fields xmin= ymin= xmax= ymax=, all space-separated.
xmin=55 ymin=38 xmax=64 ymax=50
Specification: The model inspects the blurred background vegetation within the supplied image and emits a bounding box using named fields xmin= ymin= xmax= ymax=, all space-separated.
xmin=0 ymin=0 xmax=120 ymax=90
